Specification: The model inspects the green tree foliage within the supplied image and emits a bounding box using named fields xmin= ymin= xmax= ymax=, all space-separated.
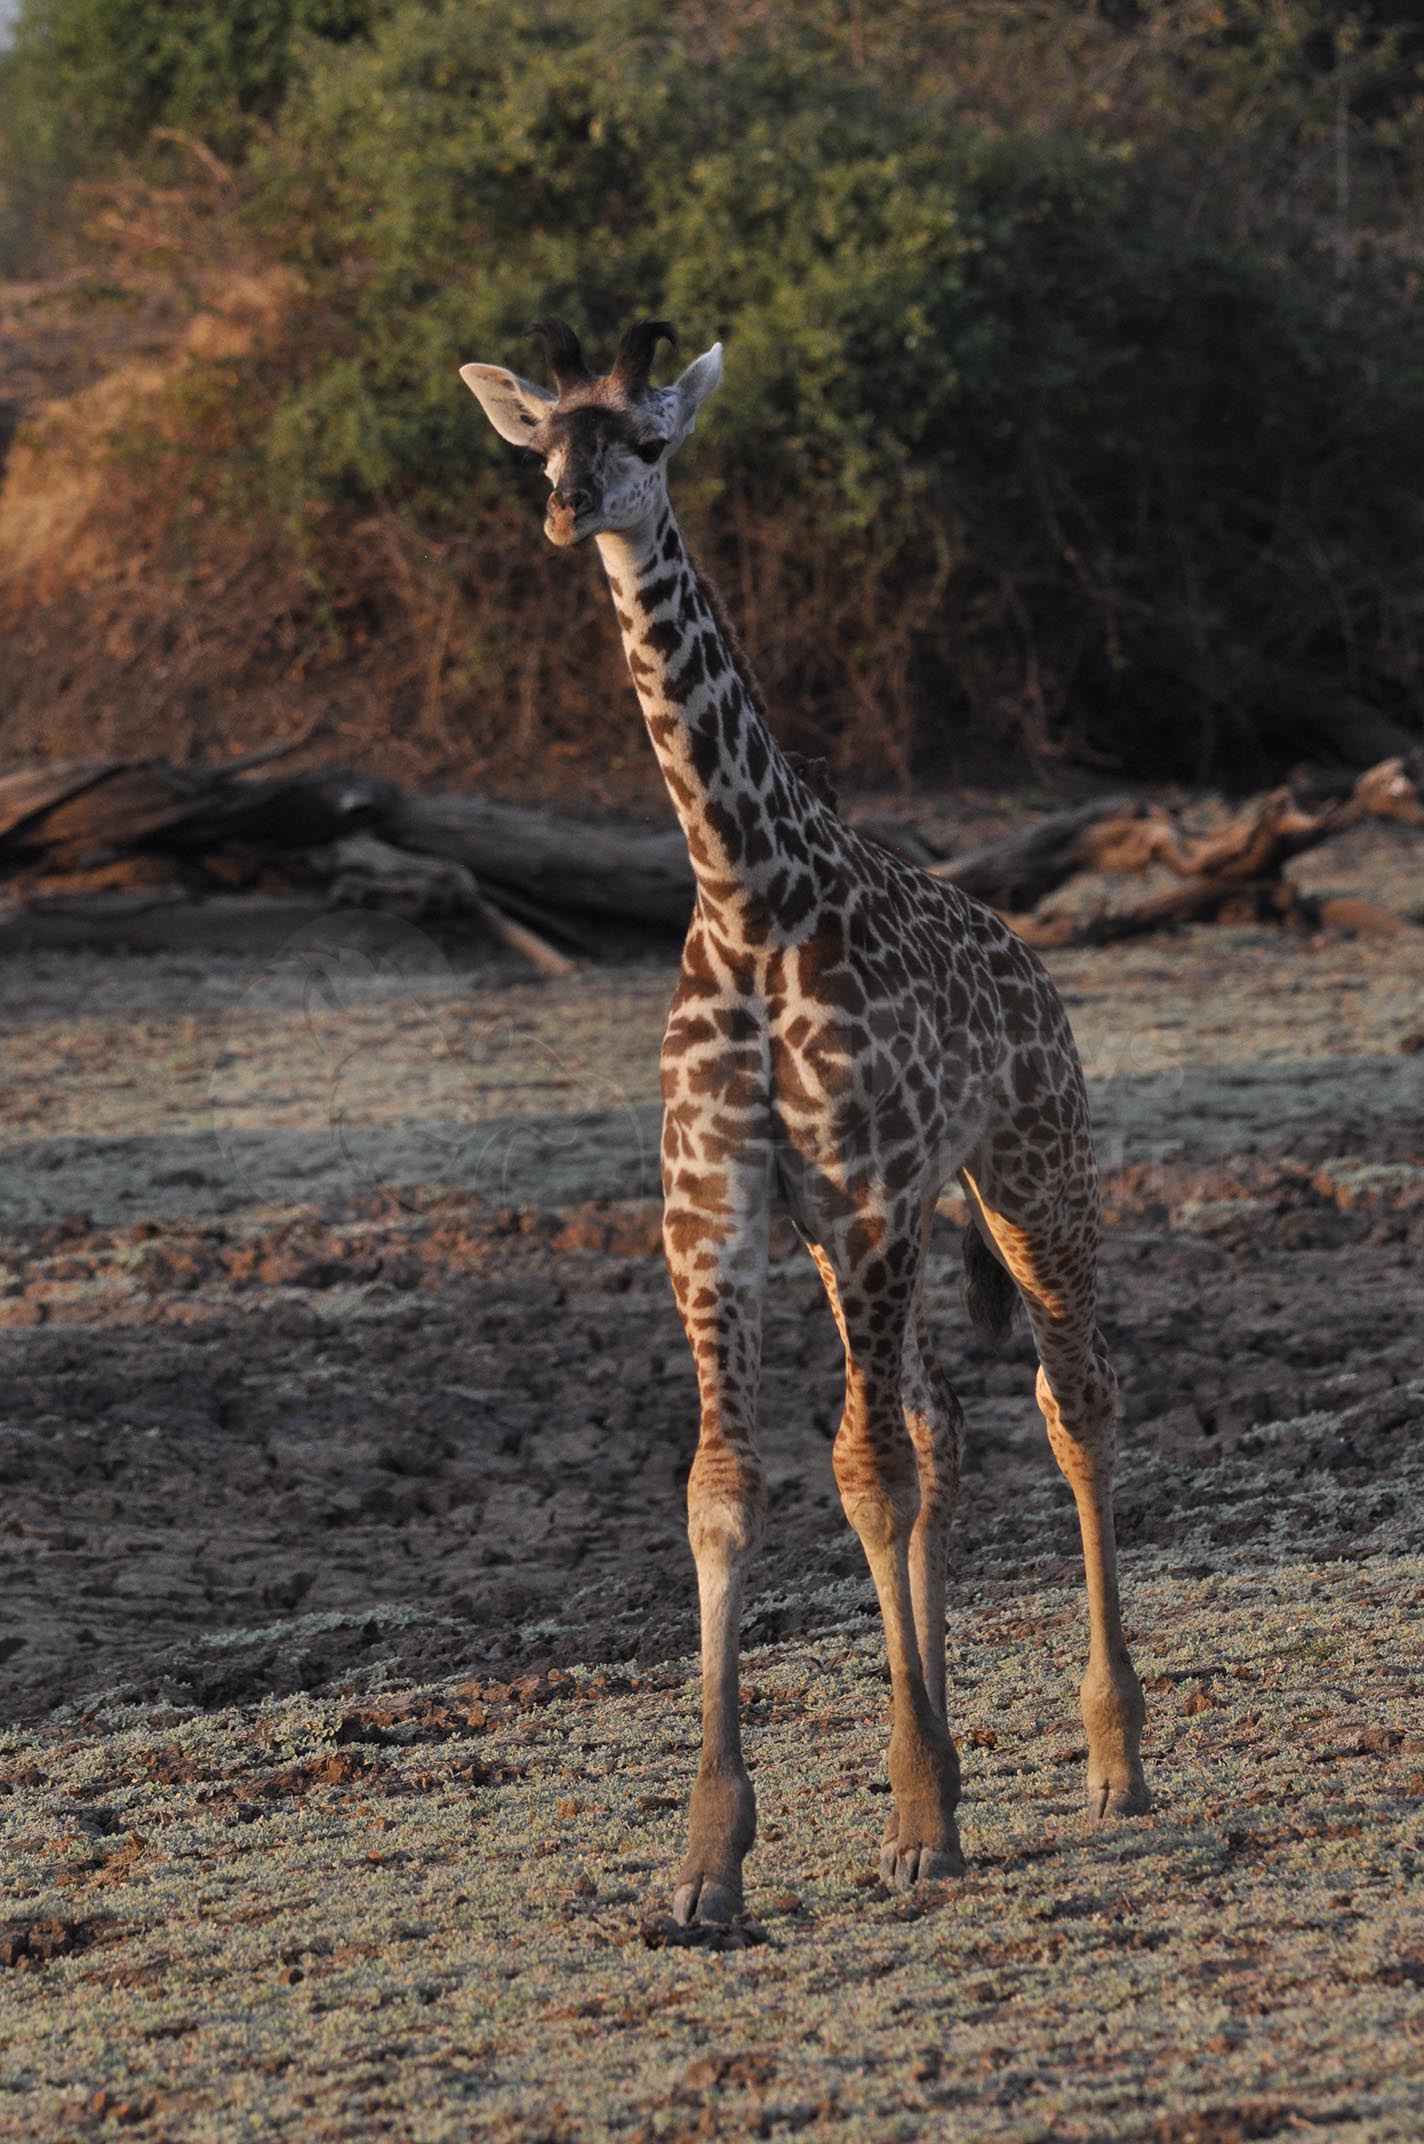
xmin=4 ymin=0 xmax=388 ymax=152
xmin=0 ymin=0 xmax=390 ymax=261
xmin=4 ymin=0 xmax=1423 ymax=775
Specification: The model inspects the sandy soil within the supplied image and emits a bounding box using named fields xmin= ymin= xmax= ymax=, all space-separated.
xmin=1 ymin=820 xmax=1421 ymax=2139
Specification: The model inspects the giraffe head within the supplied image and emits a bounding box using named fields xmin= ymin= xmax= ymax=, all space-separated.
xmin=460 ymin=318 xmax=722 ymax=547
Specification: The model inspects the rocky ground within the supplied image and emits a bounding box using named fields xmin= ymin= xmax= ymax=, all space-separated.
xmin=1 ymin=819 xmax=1421 ymax=2140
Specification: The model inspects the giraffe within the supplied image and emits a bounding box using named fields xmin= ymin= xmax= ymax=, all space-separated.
xmin=460 ymin=319 xmax=1151 ymax=1923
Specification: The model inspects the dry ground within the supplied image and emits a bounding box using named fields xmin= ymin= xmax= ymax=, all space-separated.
xmin=1 ymin=821 xmax=1421 ymax=2140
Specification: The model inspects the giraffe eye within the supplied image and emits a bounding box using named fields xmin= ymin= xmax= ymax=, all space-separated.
xmin=633 ymin=439 xmax=666 ymax=465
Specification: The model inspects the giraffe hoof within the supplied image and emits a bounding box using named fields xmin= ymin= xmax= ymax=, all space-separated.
xmin=1087 ymin=1772 xmax=1153 ymax=1823
xmin=672 ymin=1876 xmax=741 ymax=1926
xmin=878 ymin=1837 xmax=965 ymax=1890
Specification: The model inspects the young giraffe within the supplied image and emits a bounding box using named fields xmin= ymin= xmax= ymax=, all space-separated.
xmin=461 ymin=319 xmax=1151 ymax=1923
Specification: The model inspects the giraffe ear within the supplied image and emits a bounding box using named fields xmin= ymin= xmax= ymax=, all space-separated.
xmin=670 ymin=343 xmax=723 ymax=443
xmin=459 ymin=362 xmax=554 ymax=447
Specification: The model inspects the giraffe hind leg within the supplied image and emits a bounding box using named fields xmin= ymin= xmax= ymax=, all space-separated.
xmin=901 ymin=1283 xmax=965 ymax=1725
xmin=964 ymin=1164 xmax=1151 ymax=1822
xmin=809 ymin=1220 xmax=965 ymax=1887
xmin=663 ymin=1123 xmax=770 ymax=1924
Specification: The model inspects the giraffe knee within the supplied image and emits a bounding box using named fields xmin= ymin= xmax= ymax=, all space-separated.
xmin=688 ymin=1442 xmax=765 ymax=1560
xmin=902 ymin=1344 xmax=965 ymax=1519
xmin=832 ymin=1420 xmax=920 ymax=1549
xmin=1038 ymin=1353 xmax=1118 ymax=1478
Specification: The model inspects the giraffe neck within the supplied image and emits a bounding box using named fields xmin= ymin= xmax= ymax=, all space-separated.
xmin=596 ymin=509 xmax=830 ymax=943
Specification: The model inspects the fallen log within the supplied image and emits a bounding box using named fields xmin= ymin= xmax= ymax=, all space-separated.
xmin=0 ymin=755 xmax=392 ymax=866
xmin=386 ymin=791 xmax=693 ymax=930
xmin=318 ymin=832 xmax=580 ymax=976
xmin=0 ymin=890 xmax=332 ymax=957
xmin=1007 ymin=757 xmax=1422 ymax=947
xmin=0 ymin=751 xmax=1417 ymax=959
xmin=0 ymin=760 xmax=125 ymax=850
xmin=1012 ymin=877 xmax=1413 ymax=948
xmin=0 ymin=756 xmax=644 ymax=971
xmin=1145 ymin=756 xmax=1422 ymax=879
xmin=929 ymin=797 xmax=1177 ymax=911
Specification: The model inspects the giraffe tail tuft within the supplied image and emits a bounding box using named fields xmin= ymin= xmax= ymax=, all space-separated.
xmin=962 ymin=1223 xmax=1018 ymax=1345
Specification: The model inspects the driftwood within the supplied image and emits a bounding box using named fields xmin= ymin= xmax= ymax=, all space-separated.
xmin=0 ymin=753 xmax=688 ymax=970
xmin=0 ymin=891 xmax=333 ymax=957
xmin=1003 ymin=757 xmax=1423 ymax=947
xmin=317 ymin=832 xmax=580 ymax=976
xmin=929 ymin=797 xmax=1169 ymax=911
xmin=387 ymin=792 xmax=693 ymax=930
xmin=0 ymin=749 xmax=1418 ymax=965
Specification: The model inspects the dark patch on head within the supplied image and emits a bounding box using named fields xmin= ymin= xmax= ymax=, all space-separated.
xmin=533 ymin=402 xmax=661 ymax=468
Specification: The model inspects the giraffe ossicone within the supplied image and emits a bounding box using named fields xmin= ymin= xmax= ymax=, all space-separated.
xmin=461 ymin=317 xmax=1151 ymax=1923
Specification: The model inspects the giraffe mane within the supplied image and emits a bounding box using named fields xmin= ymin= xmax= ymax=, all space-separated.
xmin=686 ymin=555 xmax=770 ymax=726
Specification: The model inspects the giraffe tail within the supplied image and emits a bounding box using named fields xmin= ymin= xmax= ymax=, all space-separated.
xmin=962 ymin=1222 xmax=1018 ymax=1345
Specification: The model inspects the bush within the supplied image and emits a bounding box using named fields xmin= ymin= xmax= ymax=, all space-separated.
xmin=6 ymin=0 xmax=1424 ymax=780
xmin=0 ymin=0 xmax=391 ymax=264
xmin=3 ymin=0 xmax=388 ymax=151
xmin=245 ymin=0 xmax=1424 ymax=775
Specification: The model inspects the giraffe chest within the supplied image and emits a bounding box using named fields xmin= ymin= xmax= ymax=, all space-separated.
xmin=763 ymin=977 xmax=951 ymax=1197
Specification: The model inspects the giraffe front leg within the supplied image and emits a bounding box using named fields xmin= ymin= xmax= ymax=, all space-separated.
xmin=662 ymin=1126 xmax=769 ymax=1926
xmin=674 ymin=1432 xmax=763 ymax=1924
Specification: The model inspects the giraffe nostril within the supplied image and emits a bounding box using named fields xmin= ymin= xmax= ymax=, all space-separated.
xmin=551 ymin=485 xmax=591 ymax=516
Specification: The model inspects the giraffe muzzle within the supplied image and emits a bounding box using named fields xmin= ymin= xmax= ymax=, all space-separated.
xmin=547 ymin=486 xmax=595 ymax=547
